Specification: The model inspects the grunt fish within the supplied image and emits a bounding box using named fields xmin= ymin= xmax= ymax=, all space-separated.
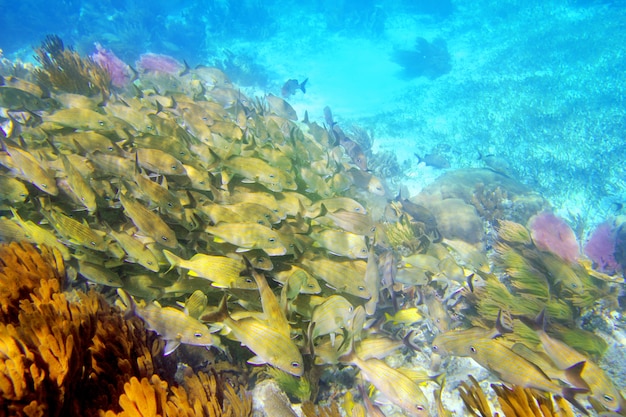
xmin=300 ymin=255 xmax=371 ymax=299
xmin=119 ymin=193 xmax=179 ymax=248
xmin=310 ymin=227 xmax=369 ymax=259
xmin=281 ymin=78 xmax=308 ymax=97
xmin=205 ymin=222 xmax=287 ymax=256
xmin=340 ymin=346 xmax=430 ymax=417
xmin=207 ymin=297 xmax=304 ymax=376
xmin=163 ymin=250 xmax=255 ymax=290
xmin=118 ymin=289 xmax=223 ymax=355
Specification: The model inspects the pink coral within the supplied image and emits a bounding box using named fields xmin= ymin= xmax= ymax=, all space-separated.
xmin=584 ymin=222 xmax=618 ymax=273
xmin=91 ymin=43 xmax=132 ymax=87
xmin=528 ymin=212 xmax=579 ymax=263
xmin=136 ymin=53 xmax=183 ymax=75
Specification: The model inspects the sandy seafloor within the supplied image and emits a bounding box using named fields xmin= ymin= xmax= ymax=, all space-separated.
xmin=3 ymin=0 xmax=626 ymax=415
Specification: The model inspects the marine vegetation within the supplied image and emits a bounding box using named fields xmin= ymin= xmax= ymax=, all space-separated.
xmin=0 ymin=241 xmax=251 ymax=417
xmin=0 ymin=37 xmax=624 ymax=416
xmin=33 ymin=35 xmax=111 ymax=97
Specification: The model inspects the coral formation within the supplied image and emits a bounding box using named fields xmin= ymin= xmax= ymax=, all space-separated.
xmin=528 ymin=212 xmax=579 ymax=263
xmin=33 ymin=35 xmax=111 ymax=97
xmin=584 ymin=222 xmax=619 ymax=273
xmin=459 ymin=375 xmax=576 ymax=417
xmin=0 ymin=242 xmax=251 ymax=417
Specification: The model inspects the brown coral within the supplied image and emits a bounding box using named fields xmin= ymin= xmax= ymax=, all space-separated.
xmin=34 ymin=35 xmax=111 ymax=97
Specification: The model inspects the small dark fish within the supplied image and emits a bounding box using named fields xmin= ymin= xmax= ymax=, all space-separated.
xmin=415 ymin=152 xmax=450 ymax=169
xmin=281 ymin=78 xmax=308 ymax=97
xmin=478 ymin=151 xmax=513 ymax=177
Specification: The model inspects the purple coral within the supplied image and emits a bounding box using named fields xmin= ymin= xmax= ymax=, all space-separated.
xmin=529 ymin=212 xmax=579 ymax=263
xmin=91 ymin=43 xmax=131 ymax=88
xmin=584 ymin=222 xmax=618 ymax=273
xmin=136 ymin=53 xmax=183 ymax=75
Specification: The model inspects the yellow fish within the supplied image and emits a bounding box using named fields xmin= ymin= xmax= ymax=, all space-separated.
xmin=135 ymin=148 xmax=187 ymax=176
xmin=308 ymin=295 xmax=354 ymax=345
xmin=119 ymin=289 xmax=223 ymax=355
xmin=43 ymin=108 xmax=116 ymax=131
xmin=385 ymin=307 xmax=423 ymax=326
xmin=119 ymin=193 xmax=179 ymax=249
xmin=205 ymin=222 xmax=287 ymax=256
xmin=310 ymin=227 xmax=369 ymax=259
xmin=76 ymin=260 xmax=123 ymax=287
xmin=59 ymin=153 xmax=97 ymax=212
xmin=109 ymin=228 xmax=160 ymax=272
xmin=300 ymin=255 xmax=371 ymax=299
xmin=523 ymin=311 xmax=625 ymax=413
xmin=163 ymin=250 xmax=255 ymax=290
xmin=45 ymin=208 xmax=106 ymax=251
xmin=340 ymin=347 xmax=430 ymax=417
xmin=9 ymin=208 xmax=70 ymax=259
xmin=206 ymin=297 xmax=304 ymax=376
xmin=0 ymin=142 xmax=58 ymax=195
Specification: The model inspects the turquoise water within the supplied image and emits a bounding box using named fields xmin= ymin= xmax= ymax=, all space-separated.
xmin=3 ymin=0 xmax=625 ymax=222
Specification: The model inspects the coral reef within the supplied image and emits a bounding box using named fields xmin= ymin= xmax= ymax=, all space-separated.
xmin=459 ymin=375 xmax=576 ymax=417
xmin=414 ymin=168 xmax=550 ymax=227
xmin=33 ymin=35 xmax=111 ymax=97
xmin=0 ymin=242 xmax=251 ymax=417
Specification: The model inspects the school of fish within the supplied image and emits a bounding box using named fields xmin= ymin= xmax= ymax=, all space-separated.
xmin=1 ymin=52 xmax=625 ymax=416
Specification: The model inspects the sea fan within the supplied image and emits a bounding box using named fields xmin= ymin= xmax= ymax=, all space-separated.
xmin=528 ymin=212 xmax=579 ymax=263
xmin=584 ymin=222 xmax=619 ymax=273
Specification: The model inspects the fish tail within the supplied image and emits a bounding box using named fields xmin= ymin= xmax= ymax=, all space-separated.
xmin=117 ymin=288 xmax=136 ymax=319
xmin=162 ymin=249 xmax=181 ymax=274
xmin=562 ymin=386 xmax=590 ymax=415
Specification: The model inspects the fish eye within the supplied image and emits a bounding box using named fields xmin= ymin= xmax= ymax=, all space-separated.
xmin=41 ymin=183 xmax=48 ymax=188
xmin=470 ymin=346 xmax=477 ymax=353
xmin=603 ymin=394 xmax=614 ymax=402
xmin=246 ymin=278 xmax=253 ymax=283
xmin=147 ymin=261 xmax=153 ymax=265
xmin=90 ymin=241 xmax=97 ymax=246
xmin=167 ymin=202 xmax=174 ymax=207
xmin=172 ymin=165 xmax=178 ymax=170
xmin=432 ymin=345 xmax=439 ymax=352
xmin=268 ymin=237 xmax=276 ymax=243
xmin=108 ymin=146 xmax=114 ymax=152
xmin=358 ymin=285 xmax=365 ymax=291
xmin=291 ymin=361 xmax=301 ymax=368
xmin=417 ymin=405 xmax=425 ymax=411
xmin=162 ymin=236 xmax=169 ymax=241
xmin=194 ymin=332 xmax=204 ymax=338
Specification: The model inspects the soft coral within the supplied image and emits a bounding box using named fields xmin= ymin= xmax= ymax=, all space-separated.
xmin=528 ymin=212 xmax=579 ymax=263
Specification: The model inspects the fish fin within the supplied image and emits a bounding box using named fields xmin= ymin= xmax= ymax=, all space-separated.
xmin=162 ymin=249 xmax=181 ymax=274
xmin=247 ymin=355 xmax=267 ymax=365
xmin=300 ymin=78 xmax=308 ymax=94
xmin=564 ymin=361 xmax=590 ymax=391
xmin=200 ymin=295 xmax=229 ymax=322
xmin=163 ymin=340 xmax=181 ymax=356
